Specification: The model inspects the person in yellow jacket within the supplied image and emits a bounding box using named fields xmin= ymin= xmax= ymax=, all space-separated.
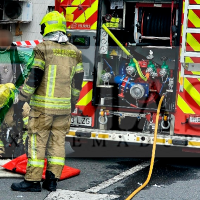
xmin=11 ymin=11 xmax=84 ymax=192
xmin=0 ymin=29 xmax=32 ymax=157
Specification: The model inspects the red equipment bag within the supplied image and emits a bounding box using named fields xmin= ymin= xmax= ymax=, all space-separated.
xmin=2 ymin=154 xmax=80 ymax=180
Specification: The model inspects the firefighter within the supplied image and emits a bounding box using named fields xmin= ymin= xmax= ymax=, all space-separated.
xmin=11 ymin=11 xmax=84 ymax=192
xmin=0 ymin=29 xmax=30 ymax=157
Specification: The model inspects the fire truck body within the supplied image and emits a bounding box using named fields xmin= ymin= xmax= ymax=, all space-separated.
xmin=55 ymin=0 xmax=200 ymax=149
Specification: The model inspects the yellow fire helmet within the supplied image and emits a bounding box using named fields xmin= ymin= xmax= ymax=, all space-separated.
xmin=40 ymin=11 xmax=67 ymax=36
xmin=0 ymin=83 xmax=15 ymax=109
xmin=5 ymin=83 xmax=16 ymax=90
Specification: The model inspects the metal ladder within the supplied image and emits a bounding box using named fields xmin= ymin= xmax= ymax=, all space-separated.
xmin=180 ymin=1 xmax=200 ymax=92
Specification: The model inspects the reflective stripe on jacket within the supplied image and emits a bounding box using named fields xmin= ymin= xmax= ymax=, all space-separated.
xmin=20 ymin=41 xmax=83 ymax=115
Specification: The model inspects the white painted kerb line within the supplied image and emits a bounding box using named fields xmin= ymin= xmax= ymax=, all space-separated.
xmin=85 ymin=161 xmax=151 ymax=193
xmin=45 ymin=189 xmax=120 ymax=200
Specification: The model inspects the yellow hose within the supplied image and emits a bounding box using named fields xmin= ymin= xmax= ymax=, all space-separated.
xmin=102 ymin=24 xmax=147 ymax=81
xmin=102 ymin=24 xmax=131 ymax=56
xmin=133 ymin=58 xmax=147 ymax=82
xmin=125 ymin=95 xmax=165 ymax=200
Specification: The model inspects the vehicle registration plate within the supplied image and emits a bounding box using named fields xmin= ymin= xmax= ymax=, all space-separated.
xmin=71 ymin=116 xmax=92 ymax=126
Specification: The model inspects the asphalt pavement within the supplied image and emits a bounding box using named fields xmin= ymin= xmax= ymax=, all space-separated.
xmin=1 ymin=142 xmax=200 ymax=200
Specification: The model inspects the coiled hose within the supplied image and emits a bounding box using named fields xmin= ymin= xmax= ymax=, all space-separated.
xmin=142 ymin=11 xmax=171 ymax=37
xmin=102 ymin=24 xmax=147 ymax=82
xmin=125 ymin=94 xmax=165 ymax=200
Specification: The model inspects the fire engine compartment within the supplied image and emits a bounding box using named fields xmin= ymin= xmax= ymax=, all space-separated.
xmin=92 ymin=0 xmax=181 ymax=133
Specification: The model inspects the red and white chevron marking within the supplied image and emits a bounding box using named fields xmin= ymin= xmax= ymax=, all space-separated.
xmin=14 ymin=40 xmax=43 ymax=47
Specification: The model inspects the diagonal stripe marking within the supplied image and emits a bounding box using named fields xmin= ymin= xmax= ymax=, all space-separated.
xmin=66 ymin=0 xmax=87 ymax=15
xmin=78 ymin=82 xmax=93 ymax=101
xmin=192 ymin=0 xmax=200 ymax=4
xmin=72 ymin=0 xmax=96 ymax=21
xmin=71 ymin=0 xmax=86 ymax=5
xmin=74 ymin=0 xmax=98 ymax=23
xmin=184 ymin=78 xmax=200 ymax=107
xmin=177 ymin=95 xmax=195 ymax=114
xmin=77 ymin=90 xmax=92 ymax=106
xmin=82 ymin=81 xmax=88 ymax=88
xmin=187 ymin=33 xmax=200 ymax=51
xmin=188 ymin=10 xmax=200 ymax=28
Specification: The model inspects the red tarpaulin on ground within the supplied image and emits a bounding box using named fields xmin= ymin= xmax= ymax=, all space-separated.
xmin=2 ymin=154 xmax=80 ymax=180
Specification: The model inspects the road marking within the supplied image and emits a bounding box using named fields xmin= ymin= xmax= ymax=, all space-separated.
xmin=0 ymin=160 xmax=23 ymax=178
xmin=85 ymin=161 xmax=150 ymax=193
xmin=45 ymin=161 xmax=151 ymax=199
xmin=44 ymin=189 xmax=120 ymax=200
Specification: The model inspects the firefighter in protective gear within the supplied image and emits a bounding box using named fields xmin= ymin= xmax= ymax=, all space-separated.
xmin=0 ymin=29 xmax=31 ymax=157
xmin=11 ymin=11 xmax=84 ymax=192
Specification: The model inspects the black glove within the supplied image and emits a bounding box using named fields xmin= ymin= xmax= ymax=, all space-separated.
xmin=13 ymin=100 xmax=25 ymax=129
xmin=14 ymin=100 xmax=24 ymax=118
xmin=71 ymin=104 xmax=75 ymax=113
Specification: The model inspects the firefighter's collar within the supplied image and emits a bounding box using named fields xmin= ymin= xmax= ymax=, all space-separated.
xmin=43 ymin=31 xmax=68 ymax=43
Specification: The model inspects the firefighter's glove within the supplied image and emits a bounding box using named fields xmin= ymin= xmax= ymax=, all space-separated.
xmin=14 ymin=100 xmax=24 ymax=118
xmin=71 ymin=104 xmax=75 ymax=114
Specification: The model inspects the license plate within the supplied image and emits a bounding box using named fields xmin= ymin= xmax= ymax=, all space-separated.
xmin=71 ymin=116 xmax=92 ymax=126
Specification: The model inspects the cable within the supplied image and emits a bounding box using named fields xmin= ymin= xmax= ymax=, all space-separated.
xmin=123 ymin=98 xmax=138 ymax=108
xmin=102 ymin=24 xmax=148 ymax=82
xmin=125 ymin=94 xmax=166 ymax=200
xmin=104 ymin=59 xmax=114 ymax=75
xmin=159 ymin=78 xmax=169 ymax=95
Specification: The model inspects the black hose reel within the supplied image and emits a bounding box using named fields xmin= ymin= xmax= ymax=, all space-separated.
xmin=138 ymin=7 xmax=177 ymax=42
xmin=142 ymin=11 xmax=171 ymax=37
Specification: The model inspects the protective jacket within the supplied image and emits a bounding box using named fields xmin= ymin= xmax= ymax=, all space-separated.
xmin=0 ymin=43 xmax=26 ymax=84
xmin=19 ymin=40 xmax=84 ymax=115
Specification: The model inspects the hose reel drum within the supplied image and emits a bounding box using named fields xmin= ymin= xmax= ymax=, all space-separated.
xmin=142 ymin=10 xmax=171 ymax=37
xmin=135 ymin=4 xmax=178 ymax=45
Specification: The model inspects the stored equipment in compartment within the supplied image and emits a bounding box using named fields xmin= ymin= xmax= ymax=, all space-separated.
xmin=94 ymin=0 xmax=179 ymax=112
xmin=134 ymin=3 xmax=179 ymax=47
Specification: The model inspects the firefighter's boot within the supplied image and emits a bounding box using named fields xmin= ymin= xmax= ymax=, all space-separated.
xmin=42 ymin=170 xmax=58 ymax=191
xmin=11 ymin=180 xmax=41 ymax=192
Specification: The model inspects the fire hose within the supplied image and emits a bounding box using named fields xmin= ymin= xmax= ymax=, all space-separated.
xmin=125 ymin=94 xmax=166 ymax=200
xmin=102 ymin=24 xmax=148 ymax=82
xmin=98 ymin=93 xmax=167 ymax=198
xmin=142 ymin=11 xmax=171 ymax=37
xmin=102 ymin=24 xmax=168 ymax=198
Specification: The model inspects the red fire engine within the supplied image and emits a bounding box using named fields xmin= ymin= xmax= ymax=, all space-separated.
xmin=54 ymin=0 xmax=200 ymax=150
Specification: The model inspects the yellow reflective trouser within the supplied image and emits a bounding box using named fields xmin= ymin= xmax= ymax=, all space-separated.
xmin=25 ymin=109 xmax=71 ymax=181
